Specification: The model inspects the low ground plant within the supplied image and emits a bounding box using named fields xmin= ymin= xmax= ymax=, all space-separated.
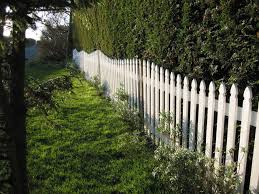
xmin=114 ymin=87 xmax=143 ymax=132
xmin=153 ymin=146 xmax=240 ymax=194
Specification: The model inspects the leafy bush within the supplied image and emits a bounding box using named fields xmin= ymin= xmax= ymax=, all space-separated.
xmin=114 ymin=87 xmax=143 ymax=131
xmin=153 ymin=146 xmax=240 ymax=194
xmin=89 ymin=75 xmax=105 ymax=96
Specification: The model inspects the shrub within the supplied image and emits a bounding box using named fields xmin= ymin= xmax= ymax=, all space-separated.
xmin=89 ymin=75 xmax=105 ymax=96
xmin=153 ymin=146 xmax=240 ymax=194
xmin=114 ymin=87 xmax=143 ymax=131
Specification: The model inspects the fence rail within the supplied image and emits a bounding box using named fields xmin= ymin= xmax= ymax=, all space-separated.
xmin=73 ymin=49 xmax=259 ymax=194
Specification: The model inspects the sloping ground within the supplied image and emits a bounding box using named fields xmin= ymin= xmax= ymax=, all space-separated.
xmin=26 ymin=63 xmax=157 ymax=193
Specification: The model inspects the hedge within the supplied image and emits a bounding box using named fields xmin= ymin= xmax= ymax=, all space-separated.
xmin=73 ymin=0 xmax=259 ymax=106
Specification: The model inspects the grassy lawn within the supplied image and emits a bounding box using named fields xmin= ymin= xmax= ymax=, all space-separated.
xmin=26 ymin=62 xmax=157 ymax=193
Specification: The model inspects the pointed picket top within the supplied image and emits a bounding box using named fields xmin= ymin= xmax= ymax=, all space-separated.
xmin=177 ymin=74 xmax=182 ymax=85
xmin=191 ymin=79 xmax=198 ymax=90
xmin=230 ymin=84 xmax=238 ymax=97
xmin=147 ymin=61 xmax=150 ymax=79
xmin=219 ymin=82 xmax=227 ymax=95
xmin=155 ymin=65 xmax=159 ymax=74
xmin=244 ymin=86 xmax=253 ymax=100
xmin=143 ymin=60 xmax=147 ymax=76
xmin=165 ymin=69 xmax=169 ymax=80
xmin=170 ymin=72 xmax=175 ymax=83
xmin=209 ymin=81 xmax=216 ymax=93
xmin=160 ymin=66 xmax=164 ymax=80
xmin=183 ymin=76 xmax=189 ymax=89
xmin=200 ymin=80 xmax=206 ymax=92
xmin=151 ymin=62 xmax=155 ymax=72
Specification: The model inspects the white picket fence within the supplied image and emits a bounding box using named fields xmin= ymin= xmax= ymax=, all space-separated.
xmin=73 ymin=49 xmax=259 ymax=194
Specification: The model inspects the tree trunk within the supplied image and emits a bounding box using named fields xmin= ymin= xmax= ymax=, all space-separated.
xmin=9 ymin=8 xmax=28 ymax=194
xmin=67 ymin=8 xmax=73 ymax=60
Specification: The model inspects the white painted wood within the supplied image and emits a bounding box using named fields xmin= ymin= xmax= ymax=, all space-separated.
xmin=165 ymin=69 xmax=169 ymax=113
xmin=160 ymin=66 xmax=165 ymax=118
xmin=176 ymin=74 xmax=182 ymax=147
xmin=170 ymin=72 xmax=176 ymax=139
xmin=226 ymin=84 xmax=238 ymax=165
xmin=165 ymin=69 xmax=169 ymax=132
xmin=127 ymin=59 xmax=131 ymax=104
xmin=249 ymin=103 xmax=259 ymax=194
xmin=136 ymin=59 xmax=140 ymax=111
xmin=151 ymin=63 xmax=155 ymax=138
xmin=147 ymin=61 xmax=151 ymax=134
xmin=130 ymin=59 xmax=134 ymax=108
xmin=238 ymin=87 xmax=253 ymax=193
xmin=155 ymin=65 xmax=160 ymax=143
xmin=182 ymin=76 xmax=189 ymax=148
xmin=123 ymin=59 xmax=126 ymax=90
xmin=143 ymin=60 xmax=147 ymax=124
xmin=206 ymin=82 xmax=216 ymax=158
xmin=197 ymin=81 xmax=206 ymax=152
xmin=189 ymin=79 xmax=198 ymax=150
xmin=215 ymin=83 xmax=227 ymax=167
xmin=133 ymin=59 xmax=137 ymax=109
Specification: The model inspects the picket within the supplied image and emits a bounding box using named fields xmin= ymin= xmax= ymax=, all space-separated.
xmin=215 ymin=83 xmax=226 ymax=167
xmin=206 ymin=82 xmax=216 ymax=158
xmin=170 ymin=72 xmax=175 ymax=139
xmin=147 ymin=61 xmax=151 ymax=135
xmin=143 ymin=60 xmax=147 ymax=125
xmin=155 ymin=65 xmax=160 ymax=143
xmin=197 ymin=81 xmax=206 ymax=152
xmin=182 ymin=77 xmax=189 ymax=148
xmin=226 ymin=84 xmax=238 ymax=165
xmin=160 ymin=67 xmax=165 ymax=122
xmin=165 ymin=69 xmax=169 ymax=132
xmin=151 ymin=63 xmax=155 ymax=139
xmin=249 ymin=103 xmax=259 ymax=194
xmin=238 ymin=87 xmax=252 ymax=193
xmin=189 ymin=79 xmax=198 ymax=150
xmin=74 ymin=49 xmax=259 ymax=194
xmin=136 ymin=59 xmax=140 ymax=111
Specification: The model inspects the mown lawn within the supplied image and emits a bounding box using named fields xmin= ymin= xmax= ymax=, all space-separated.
xmin=26 ymin=62 xmax=158 ymax=193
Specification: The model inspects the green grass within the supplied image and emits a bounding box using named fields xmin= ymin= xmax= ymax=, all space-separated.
xmin=26 ymin=62 xmax=157 ymax=193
